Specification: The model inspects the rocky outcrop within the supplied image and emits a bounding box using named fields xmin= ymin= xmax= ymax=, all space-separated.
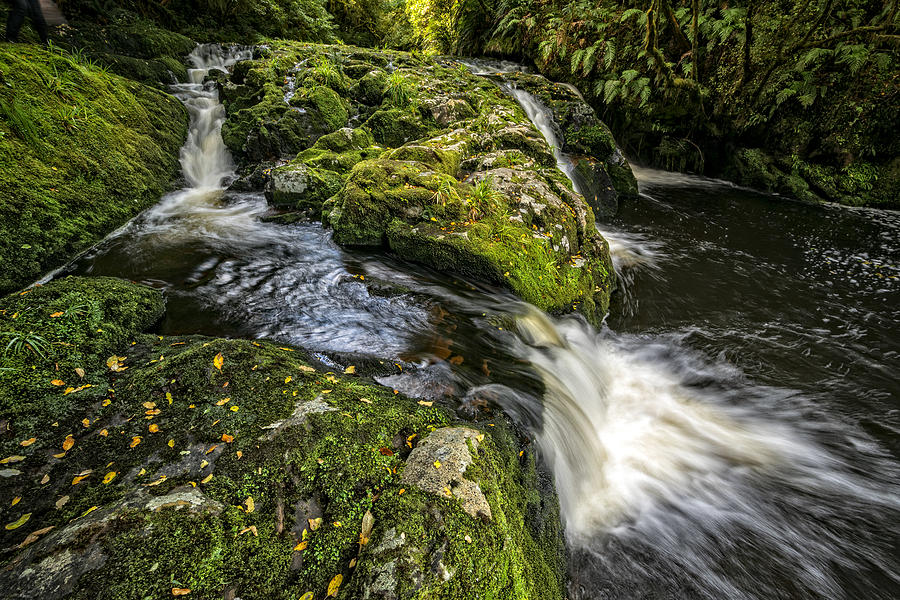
xmin=216 ymin=42 xmax=620 ymax=324
xmin=0 ymin=277 xmax=565 ymax=600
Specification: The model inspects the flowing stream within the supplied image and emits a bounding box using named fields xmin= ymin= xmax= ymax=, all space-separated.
xmin=68 ymin=47 xmax=900 ymax=599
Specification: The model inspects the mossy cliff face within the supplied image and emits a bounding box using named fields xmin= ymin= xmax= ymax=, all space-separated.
xmin=0 ymin=45 xmax=188 ymax=295
xmin=0 ymin=277 xmax=565 ymax=600
xmin=218 ymin=42 xmax=617 ymax=325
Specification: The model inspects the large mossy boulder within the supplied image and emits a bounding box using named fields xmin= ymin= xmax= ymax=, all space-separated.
xmin=0 ymin=277 xmax=566 ymax=600
xmin=0 ymin=46 xmax=188 ymax=296
xmin=215 ymin=42 xmax=618 ymax=323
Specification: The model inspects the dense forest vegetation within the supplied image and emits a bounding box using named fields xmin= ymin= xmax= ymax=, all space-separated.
xmin=38 ymin=0 xmax=897 ymax=205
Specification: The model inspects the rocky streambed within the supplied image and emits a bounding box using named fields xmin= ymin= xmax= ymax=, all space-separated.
xmin=0 ymin=42 xmax=636 ymax=599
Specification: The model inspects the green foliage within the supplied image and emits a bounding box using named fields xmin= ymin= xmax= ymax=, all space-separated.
xmin=384 ymin=70 xmax=414 ymax=106
xmin=0 ymin=44 xmax=187 ymax=295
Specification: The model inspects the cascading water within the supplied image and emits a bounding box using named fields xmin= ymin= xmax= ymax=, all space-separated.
xmin=67 ymin=50 xmax=900 ymax=599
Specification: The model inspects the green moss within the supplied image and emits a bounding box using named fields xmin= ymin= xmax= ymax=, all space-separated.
xmin=0 ymin=45 xmax=188 ymax=294
xmin=366 ymin=108 xmax=432 ymax=148
xmin=308 ymin=86 xmax=349 ymax=132
xmin=0 ymin=277 xmax=565 ymax=598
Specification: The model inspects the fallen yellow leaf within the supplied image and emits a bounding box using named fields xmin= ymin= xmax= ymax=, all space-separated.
xmin=106 ymin=355 xmax=128 ymax=372
xmin=284 ymin=376 xmax=292 ymax=383
xmin=99 ymin=429 xmax=108 ymax=437
xmin=344 ymin=365 xmax=356 ymax=374
xmin=245 ymin=496 xmax=255 ymax=513
xmin=300 ymin=593 xmax=314 ymax=600
xmin=148 ymin=424 xmax=160 ymax=433
xmin=238 ymin=525 xmax=258 ymax=536
xmin=11 ymin=496 xmax=21 ymax=506
xmin=143 ymin=401 xmax=156 ymax=409
xmin=103 ymin=471 xmax=117 ymax=484
xmin=213 ymin=353 xmax=224 ymax=370
xmin=294 ymin=541 xmax=308 ymax=551
xmin=55 ymin=496 xmax=69 ymax=509
xmin=72 ymin=472 xmax=91 ymax=485
xmin=221 ymin=433 xmax=234 ymax=443
xmin=434 ymin=460 xmax=441 ymax=469
xmin=167 ymin=439 xmax=175 ymax=448
xmin=206 ymin=445 xmax=218 ymax=454
xmin=129 ymin=436 xmax=142 ymax=448
xmin=75 ymin=367 xmax=85 ymax=378
xmin=172 ymin=589 xmax=191 ymax=597
xmin=49 ymin=311 xmax=63 ymax=317
xmin=40 ymin=474 xmax=49 ymax=484
xmin=230 ymin=406 xmax=239 ymax=412
xmin=215 ymin=397 xmax=230 ymax=406
xmin=166 ymin=392 xmax=174 ymax=405
xmin=5 ymin=513 xmax=31 ymax=530
xmin=201 ymin=473 xmax=213 ymax=484
xmin=327 ymin=574 xmax=343 ymax=597
xmin=81 ymin=418 xmax=90 ymax=428
xmin=298 ymin=365 xmax=315 ymax=372
xmin=309 ymin=517 xmax=322 ymax=531
xmin=0 ymin=455 xmax=24 ymax=464
xmin=81 ymin=506 xmax=99 ymax=517
xmin=417 ymin=400 xmax=433 ymax=407
xmin=50 ymin=379 xmax=65 ymax=386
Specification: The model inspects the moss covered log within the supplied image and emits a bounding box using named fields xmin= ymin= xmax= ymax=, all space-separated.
xmin=0 ymin=45 xmax=188 ymax=295
xmin=0 ymin=277 xmax=565 ymax=600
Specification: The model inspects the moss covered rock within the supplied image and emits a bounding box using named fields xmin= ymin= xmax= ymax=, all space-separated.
xmin=0 ymin=277 xmax=565 ymax=600
xmin=264 ymin=163 xmax=343 ymax=217
xmin=0 ymin=45 xmax=188 ymax=295
xmin=494 ymin=72 xmax=638 ymax=204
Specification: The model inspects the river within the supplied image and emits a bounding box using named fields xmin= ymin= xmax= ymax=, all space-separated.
xmin=67 ymin=46 xmax=900 ymax=599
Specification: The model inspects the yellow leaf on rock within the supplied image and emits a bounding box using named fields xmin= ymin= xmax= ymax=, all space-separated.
xmin=40 ymin=474 xmax=49 ymax=484
xmin=294 ymin=541 xmax=308 ymax=551
xmin=434 ymin=460 xmax=441 ymax=469
xmin=166 ymin=392 xmax=174 ymax=404
xmin=53 ymin=452 xmax=66 ymax=459
xmin=213 ymin=353 xmax=224 ymax=370
xmin=148 ymin=424 xmax=159 ymax=433
xmin=5 ymin=513 xmax=31 ymax=530
xmin=206 ymin=445 xmax=218 ymax=454
xmin=72 ymin=473 xmax=91 ymax=485
xmin=62 ymin=435 xmax=75 ymax=451
xmin=417 ymin=400 xmax=433 ymax=407
xmin=344 ymin=365 xmax=356 ymax=374
xmin=145 ymin=475 xmax=167 ymax=487
xmin=308 ymin=517 xmax=322 ymax=531
xmin=106 ymin=355 xmax=127 ymax=372
xmin=103 ymin=471 xmax=117 ymax=484
xmin=55 ymin=496 xmax=69 ymax=509
xmin=129 ymin=436 xmax=142 ymax=448
xmin=200 ymin=460 xmax=209 ymax=469
xmin=102 ymin=399 xmax=112 ymax=407
xmin=327 ymin=574 xmax=343 ymax=597
xmin=82 ymin=506 xmax=99 ymax=517
xmin=201 ymin=474 xmax=213 ymax=484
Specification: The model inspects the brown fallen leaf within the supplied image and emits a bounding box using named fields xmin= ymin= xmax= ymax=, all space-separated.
xmin=378 ymin=447 xmax=394 ymax=456
xmin=238 ymin=525 xmax=258 ymax=536
xmin=308 ymin=517 xmax=322 ymax=531
xmin=359 ymin=509 xmax=374 ymax=546
xmin=18 ymin=525 xmax=54 ymax=548
xmin=55 ymin=496 xmax=69 ymax=509
xmin=75 ymin=367 xmax=85 ymax=378
xmin=40 ymin=474 xmax=50 ymax=484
